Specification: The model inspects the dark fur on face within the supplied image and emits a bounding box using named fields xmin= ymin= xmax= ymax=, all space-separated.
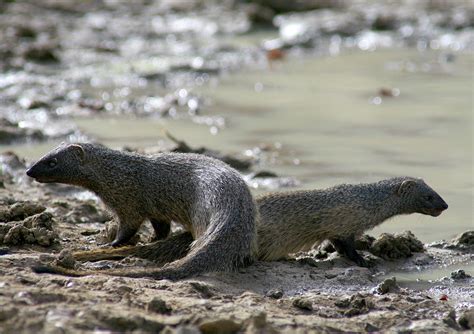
xmin=26 ymin=144 xmax=87 ymax=185
xmin=396 ymin=178 xmax=448 ymax=217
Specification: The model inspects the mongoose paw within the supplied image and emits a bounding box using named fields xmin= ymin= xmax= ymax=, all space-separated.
xmin=110 ymin=238 xmax=127 ymax=247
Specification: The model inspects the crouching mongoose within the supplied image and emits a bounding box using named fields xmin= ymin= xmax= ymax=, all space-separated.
xmin=26 ymin=143 xmax=258 ymax=280
xmin=70 ymin=177 xmax=448 ymax=268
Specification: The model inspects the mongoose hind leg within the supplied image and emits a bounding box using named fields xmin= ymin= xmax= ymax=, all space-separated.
xmin=330 ymin=236 xmax=368 ymax=267
xmin=150 ymin=219 xmax=171 ymax=241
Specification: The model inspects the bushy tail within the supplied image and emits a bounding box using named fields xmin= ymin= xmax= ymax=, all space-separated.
xmin=33 ymin=210 xmax=257 ymax=280
xmin=72 ymin=232 xmax=193 ymax=264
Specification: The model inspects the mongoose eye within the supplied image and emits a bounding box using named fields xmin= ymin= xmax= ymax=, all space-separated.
xmin=48 ymin=158 xmax=58 ymax=168
xmin=425 ymin=195 xmax=434 ymax=202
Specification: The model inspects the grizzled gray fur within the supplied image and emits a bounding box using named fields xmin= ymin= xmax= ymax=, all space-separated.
xmin=44 ymin=176 xmax=448 ymax=270
xmin=27 ymin=143 xmax=258 ymax=280
xmin=257 ymin=177 xmax=448 ymax=265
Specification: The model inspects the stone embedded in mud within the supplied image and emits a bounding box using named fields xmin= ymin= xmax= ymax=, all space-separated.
xmin=459 ymin=309 xmax=474 ymax=330
xmin=0 ymin=201 xmax=46 ymax=223
xmin=244 ymin=312 xmax=278 ymax=333
xmin=364 ymin=323 xmax=380 ymax=332
xmin=292 ymin=297 xmax=313 ymax=311
xmin=443 ymin=309 xmax=459 ymax=329
xmin=19 ymin=40 xmax=60 ymax=63
xmin=1 ymin=211 xmax=57 ymax=247
xmin=370 ymin=231 xmax=424 ymax=260
xmin=188 ymin=281 xmax=214 ymax=298
xmin=452 ymin=231 xmax=474 ymax=248
xmin=450 ymin=269 xmax=471 ymax=280
xmin=355 ymin=234 xmax=375 ymax=251
xmin=199 ymin=318 xmax=241 ymax=334
xmin=334 ymin=298 xmax=350 ymax=308
xmin=147 ymin=297 xmax=172 ymax=314
xmin=343 ymin=294 xmax=374 ymax=317
xmin=0 ymin=307 xmax=18 ymax=322
xmin=376 ymin=277 xmax=399 ymax=294
xmin=55 ymin=250 xmax=76 ymax=269
xmin=266 ymin=288 xmax=284 ymax=299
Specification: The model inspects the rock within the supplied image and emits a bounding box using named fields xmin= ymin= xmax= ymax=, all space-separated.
xmin=292 ymin=297 xmax=313 ymax=311
xmin=188 ymin=282 xmax=214 ymax=298
xmin=355 ymin=234 xmax=375 ymax=251
xmin=370 ymin=231 xmax=424 ymax=260
xmin=167 ymin=132 xmax=253 ymax=172
xmin=244 ymin=312 xmax=278 ymax=333
xmin=376 ymin=277 xmax=399 ymax=294
xmin=364 ymin=323 xmax=379 ymax=332
xmin=1 ymin=201 xmax=46 ymax=222
xmin=0 ymin=307 xmax=18 ymax=322
xmin=1 ymin=212 xmax=57 ymax=247
xmin=266 ymin=288 xmax=283 ymax=299
xmin=19 ymin=40 xmax=60 ymax=63
xmin=252 ymin=170 xmax=278 ymax=178
xmin=459 ymin=308 xmax=474 ymax=329
xmin=147 ymin=297 xmax=172 ymax=314
xmin=443 ymin=309 xmax=458 ymax=329
xmin=450 ymin=269 xmax=471 ymax=280
xmin=452 ymin=231 xmax=474 ymax=249
xmin=55 ymin=250 xmax=76 ymax=269
xmin=344 ymin=295 xmax=373 ymax=317
xmin=334 ymin=298 xmax=350 ymax=308
xmin=199 ymin=318 xmax=241 ymax=334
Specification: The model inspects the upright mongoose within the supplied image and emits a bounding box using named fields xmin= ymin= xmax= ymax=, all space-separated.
xmin=26 ymin=143 xmax=258 ymax=280
xmin=35 ymin=175 xmax=447 ymax=276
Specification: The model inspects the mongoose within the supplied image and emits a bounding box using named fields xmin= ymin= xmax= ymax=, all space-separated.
xmin=26 ymin=143 xmax=258 ymax=280
xmin=36 ymin=176 xmax=447 ymax=275
xmin=256 ymin=177 xmax=448 ymax=266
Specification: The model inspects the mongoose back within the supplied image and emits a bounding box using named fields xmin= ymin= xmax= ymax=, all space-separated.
xmin=26 ymin=143 xmax=258 ymax=279
xmin=35 ymin=176 xmax=447 ymax=273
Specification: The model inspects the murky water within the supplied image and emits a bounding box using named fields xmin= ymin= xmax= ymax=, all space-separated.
xmin=5 ymin=49 xmax=473 ymax=246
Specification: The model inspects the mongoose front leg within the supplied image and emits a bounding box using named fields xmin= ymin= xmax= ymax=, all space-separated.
xmin=330 ymin=235 xmax=368 ymax=267
xmin=150 ymin=219 xmax=171 ymax=240
xmin=111 ymin=214 xmax=143 ymax=247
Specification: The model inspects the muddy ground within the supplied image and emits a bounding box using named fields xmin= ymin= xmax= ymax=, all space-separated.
xmin=0 ymin=149 xmax=473 ymax=333
xmin=0 ymin=0 xmax=473 ymax=333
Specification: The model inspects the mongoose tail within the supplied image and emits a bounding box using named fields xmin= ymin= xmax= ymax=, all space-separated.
xmin=72 ymin=232 xmax=193 ymax=263
xmin=34 ymin=216 xmax=256 ymax=280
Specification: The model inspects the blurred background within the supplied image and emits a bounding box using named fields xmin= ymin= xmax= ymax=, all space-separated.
xmin=0 ymin=0 xmax=472 ymax=242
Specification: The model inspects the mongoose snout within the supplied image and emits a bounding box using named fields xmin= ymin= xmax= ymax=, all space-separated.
xmin=397 ymin=178 xmax=448 ymax=217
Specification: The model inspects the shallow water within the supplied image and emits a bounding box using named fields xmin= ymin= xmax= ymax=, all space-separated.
xmin=5 ymin=49 xmax=473 ymax=245
xmin=199 ymin=49 xmax=474 ymax=244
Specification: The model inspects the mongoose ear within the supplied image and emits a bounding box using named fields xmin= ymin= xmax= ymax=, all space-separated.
xmin=68 ymin=144 xmax=86 ymax=163
xmin=397 ymin=180 xmax=416 ymax=196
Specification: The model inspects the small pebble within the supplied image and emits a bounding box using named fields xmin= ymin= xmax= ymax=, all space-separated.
xmin=292 ymin=297 xmax=313 ymax=311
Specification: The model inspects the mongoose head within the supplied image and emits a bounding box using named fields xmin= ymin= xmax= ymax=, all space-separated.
xmin=396 ymin=178 xmax=448 ymax=217
xmin=26 ymin=143 xmax=87 ymax=184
